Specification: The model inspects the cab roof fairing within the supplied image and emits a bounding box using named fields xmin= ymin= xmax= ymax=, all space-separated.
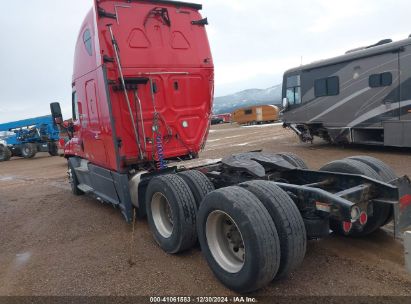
xmin=72 ymin=7 xmax=102 ymax=83
xmin=95 ymin=0 xmax=202 ymax=10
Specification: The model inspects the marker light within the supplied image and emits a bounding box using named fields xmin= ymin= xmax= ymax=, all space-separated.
xmin=359 ymin=212 xmax=368 ymax=226
xmin=343 ymin=221 xmax=352 ymax=234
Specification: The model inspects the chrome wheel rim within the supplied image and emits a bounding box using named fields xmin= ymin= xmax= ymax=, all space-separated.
xmin=151 ymin=192 xmax=174 ymax=238
xmin=206 ymin=210 xmax=245 ymax=273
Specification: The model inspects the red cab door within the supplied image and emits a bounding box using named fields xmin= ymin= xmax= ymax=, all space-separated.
xmin=83 ymin=79 xmax=107 ymax=165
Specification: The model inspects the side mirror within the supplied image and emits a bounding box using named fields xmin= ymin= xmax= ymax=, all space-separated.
xmin=54 ymin=117 xmax=63 ymax=125
xmin=282 ymin=97 xmax=289 ymax=109
xmin=50 ymin=102 xmax=63 ymax=124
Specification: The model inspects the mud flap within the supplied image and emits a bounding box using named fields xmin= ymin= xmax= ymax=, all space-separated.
xmin=406 ymin=231 xmax=411 ymax=274
xmin=392 ymin=176 xmax=411 ymax=238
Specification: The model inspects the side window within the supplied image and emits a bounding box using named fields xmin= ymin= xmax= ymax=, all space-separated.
xmin=294 ymin=87 xmax=301 ymax=104
xmin=314 ymin=79 xmax=327 ymax=97
xmin=327 ymin=76 xmax=339 ymax=95
xmin=72 ymin=91 xmax=79 ymax=120
xmin=244 ymin=109 xmax=253 ymax=115
xmin=83 ymin=29 xmax=93 ymax=56
xmin=369 ymin=74 xmax=380 ymax=88
xmin=286 ymin=88 xmax=296 ymax=103
xmin=314 ymin=76 xmax=339 ymax=97
xmin=286 ymin=75 xmax=301 ymax=105
xmin=369 ymin=72 xmax=392 ymax=88
xmin=381 ymin=72 xmax=392 ymax=86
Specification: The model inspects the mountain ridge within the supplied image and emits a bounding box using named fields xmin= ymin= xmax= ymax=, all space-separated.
xmin=213 ymin=84 xmax=282 ymax=114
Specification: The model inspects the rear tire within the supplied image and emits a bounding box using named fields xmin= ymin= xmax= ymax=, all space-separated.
xmin=178 ymin=170 xmax=215 ymax=208
xmin=197 ymin=186 xmax=281 ymax=293
xmin=276 ymin=152 xmax=308 ymax=169
xmin=48 ymin=142 xmax=59 ymax=156
xmin=0 ymin=145 xmax=11 ymax=162
xmin=320 ymin=159 xmax=381 ymax=180
xmin=21 ymin=143 xmax=37 ymax=159
xmin=146 ymin=174 xmax=197 ymax=254
xmin=320 ymin=158 xmax=390 ymax=237
xmin=239 ymin=180 xmax=306 ymax=279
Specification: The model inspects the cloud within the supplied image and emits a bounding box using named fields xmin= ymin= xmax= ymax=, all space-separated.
xmin=200 ymin=0 xmax=411 ymax=95
xmin=305 ymin=0 xmax=374 ymax=33
xmin=0 ymin=0 xmax=410 ymax=122
xmin=0 ymin=0 xmax=93 ymax=123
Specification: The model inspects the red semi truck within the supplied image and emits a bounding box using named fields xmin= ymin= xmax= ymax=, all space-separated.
xmin=50 ymin=0 xmax=411 ymax=293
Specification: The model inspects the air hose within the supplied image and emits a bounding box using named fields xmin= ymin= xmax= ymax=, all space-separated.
xmin=155 ymin=132 xmax=167 ymax=170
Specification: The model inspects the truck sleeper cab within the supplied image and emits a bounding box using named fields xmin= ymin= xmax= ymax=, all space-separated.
xmin=281 ymin=36 xmax=411 ymax=147
xmin=55 ymin=0 xmax=411 ymax=294
xmin=66 ymin=0 xmax=214 ymax=172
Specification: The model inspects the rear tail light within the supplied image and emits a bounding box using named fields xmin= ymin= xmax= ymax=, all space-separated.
xmin=400 ymin=194 xmax=411 ymax=211
xmin=359 ymin=212 xmax=368 ymax=226
xmin=342 ymin=221 xmax=352 ymax=234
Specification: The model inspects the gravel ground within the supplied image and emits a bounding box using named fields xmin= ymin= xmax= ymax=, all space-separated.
xmin=0 ymin=123 xmax=411 ymax=297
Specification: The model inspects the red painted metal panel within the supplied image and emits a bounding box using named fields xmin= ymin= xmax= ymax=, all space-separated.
xmin=67 ymin=0 xmax=214 ymax=172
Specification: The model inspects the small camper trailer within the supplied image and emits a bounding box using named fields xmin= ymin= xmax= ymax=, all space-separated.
xmin=232 ymin=105 xmax=279 ymax=125
xmin=282 ymin=36 xmax=411 ymax=147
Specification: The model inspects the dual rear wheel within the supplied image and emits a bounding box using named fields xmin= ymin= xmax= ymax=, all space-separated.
xmin=144 ymin=155 xmax=396 ymax=292
xmin=145 ymin=170 xmax=306 ymax=293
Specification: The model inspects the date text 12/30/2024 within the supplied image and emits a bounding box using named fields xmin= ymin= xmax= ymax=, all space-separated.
xmin=150 ymin=297 xmax=258 ymax=303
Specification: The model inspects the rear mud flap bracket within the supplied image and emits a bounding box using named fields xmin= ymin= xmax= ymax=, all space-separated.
xmin=392 ymin=176 xmax=411 ymax=238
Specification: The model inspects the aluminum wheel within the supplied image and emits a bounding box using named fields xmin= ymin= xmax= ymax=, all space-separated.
xmin=206 ymin=210 xmax=245 ymax=273
xmin=151 ymin=192 xmax=174 ymax=238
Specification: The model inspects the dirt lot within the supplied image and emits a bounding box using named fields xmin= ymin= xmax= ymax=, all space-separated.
xmin=1 ymin=123 xmax=411 ymax=297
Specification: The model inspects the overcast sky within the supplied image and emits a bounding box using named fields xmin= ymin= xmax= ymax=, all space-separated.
xmin=0 ymin=0 xmax=410 ymax=123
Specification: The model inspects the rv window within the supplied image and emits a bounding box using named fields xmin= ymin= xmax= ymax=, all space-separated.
xmin=314 ymin=76 xmax=339 ymax=97
xmin=72 ymin=91 xmax=79 ymax=120
xmin=286 ymin=75 xmax=301 ymax=105
xmin=369 ymin=74 xmax=380 ymax=88
xmin=381 ymin=72 xmax=393 ymax=86
xmin=327 ymin=76 xmax=339 ymax=95
xmin=286 ymin=88 xmax=295 ymax=103
xmin=314 ymin=79 xmax=327 ymax=97
xmin=286 ymin=87 xmax=301 ymax=105
xmin=244 ymin=109 xmax=253 ymax=115
xmin=83 ymin=29 xmax=93 ymax=56
xmin=369 ymin=72 xmax=392 ymax=88
xmin=287 ymin=75 xmax=300 ymax=87
xmin=294 ymin=87 xmax=301 ymax=104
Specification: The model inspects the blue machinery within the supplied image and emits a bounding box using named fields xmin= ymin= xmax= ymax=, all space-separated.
xmin=0 ymin=115 xmax=60 ymax=161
